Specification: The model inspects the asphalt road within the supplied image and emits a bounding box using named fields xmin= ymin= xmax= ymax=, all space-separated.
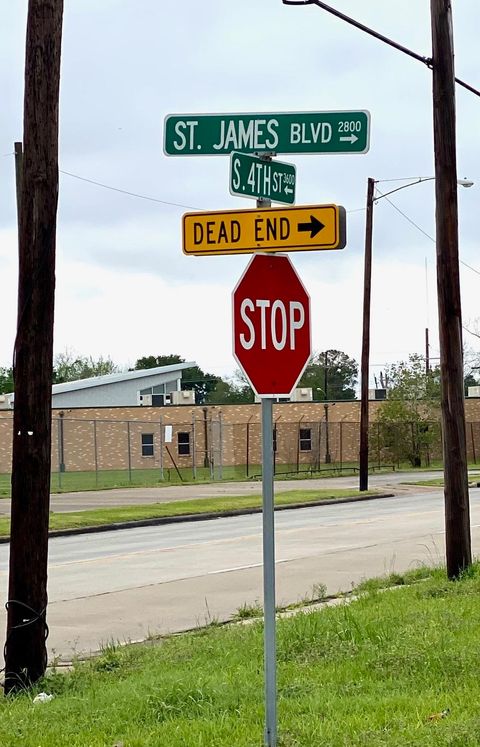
xmin=1 ymin=485 xmax=479 ymax=662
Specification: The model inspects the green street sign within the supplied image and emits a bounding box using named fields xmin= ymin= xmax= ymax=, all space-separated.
xmin=164 ymin=110 xmax=370 ymax=156
xmin=230 ymin=152 xmax=296 ymax=205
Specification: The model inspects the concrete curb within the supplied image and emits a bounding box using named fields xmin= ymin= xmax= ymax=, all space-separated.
xmin=0 ymin=491 xmax=396 ymax=544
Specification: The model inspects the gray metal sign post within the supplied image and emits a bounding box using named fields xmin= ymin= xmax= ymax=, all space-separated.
xmin=261 ymin=396 xmax=277 ymax=747
xmin=257 ymin=172 xmax=277 ymax=747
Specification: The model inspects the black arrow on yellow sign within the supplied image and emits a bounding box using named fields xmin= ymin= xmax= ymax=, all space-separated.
xmin=297 ymin=215 xmax=325 ymax=238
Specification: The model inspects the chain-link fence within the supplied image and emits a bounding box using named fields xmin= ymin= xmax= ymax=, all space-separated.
xmin=0 ymin=413 xmax=479 ymax=490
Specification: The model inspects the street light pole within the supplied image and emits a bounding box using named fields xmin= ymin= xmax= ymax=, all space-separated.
xmin=358 ymin=174 xmax=472 ymax=493
xmin=359 ymin=178 xmax=375 ymax=491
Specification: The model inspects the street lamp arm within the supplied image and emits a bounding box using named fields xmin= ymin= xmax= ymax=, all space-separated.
xmin=374 ymin=177 xmax=435 ymax=202
xmin=375 ymin=176 xmax=473 ymax=202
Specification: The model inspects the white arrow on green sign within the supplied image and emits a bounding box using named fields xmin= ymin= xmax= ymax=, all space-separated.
xmin=164 ymin=110 xmax=370 ymax=156
xmin=230 ymin=152 xmax=296 ymax=205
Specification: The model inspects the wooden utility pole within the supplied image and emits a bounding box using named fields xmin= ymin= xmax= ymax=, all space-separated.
xmin=359 ymin=177 xmax=375 ymax=491
xmin=5 ymin=0 xmax=64 ymax=692
xmin=430 ymin=0 xmax=471 ymax=578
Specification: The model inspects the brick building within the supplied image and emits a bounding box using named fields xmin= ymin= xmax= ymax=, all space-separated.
xmin=1 ymin=397 xmax=479 ymax=475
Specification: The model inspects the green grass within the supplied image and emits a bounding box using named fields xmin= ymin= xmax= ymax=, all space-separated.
xmin=0 ymin=466 xmax=255 ymax=496
xmin=0 ymin=461 xmax=476 ymax=498
xmin=0 ymin=462 xmax=396 ymax=498
xmin=403 ymin=478 xmax=445 ymax=487
xmin=3 ymin=563 xmax=480 ymax=745
xmin=402 ymin=471 xmax=480 ymax=488
xmin=0 ymin=488 xmax=378 ymax=539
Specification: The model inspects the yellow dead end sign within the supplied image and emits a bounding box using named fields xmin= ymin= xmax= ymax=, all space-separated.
xmin=182 ymin=204 xmax=346 ymax=256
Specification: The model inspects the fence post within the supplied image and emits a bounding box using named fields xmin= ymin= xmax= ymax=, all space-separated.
xmin=296 ymin=420 xmax=301 ymax=473
xmin=209 ymin=417 xmax=214 ymax=480
xmin=58 ymin=411 xmax=65 ymax=473
xmin=93 ymin=420 xmax=98 ymax=487
xmin=377 ymin=422 xmax=381 ymax=468
xmin=127 ymin=421 xmax=132 ymax=483
xmin=339 ymin=421 xmax=343 ymax=472
xmin=192 ymin=413 xmax=197 ymax=480
xmin=273 ymin=419 xmax=280 ymax=476
xmin=56 ymin=416 xmax=62 ymax=490
xmin=218 ymin=412 xmax=223 ymax=480
xmin=318 ymin=418 xmax=322 ymax=469
xmin=159 ymin=417 xmax=164 ymax=480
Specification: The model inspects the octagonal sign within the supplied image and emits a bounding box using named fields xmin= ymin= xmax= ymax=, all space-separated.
xmin=232 ymin=253 xmax=311 ymax=397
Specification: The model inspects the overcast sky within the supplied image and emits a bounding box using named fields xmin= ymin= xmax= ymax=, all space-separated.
xmin=1 ymin=1 xmax=479 ymax=384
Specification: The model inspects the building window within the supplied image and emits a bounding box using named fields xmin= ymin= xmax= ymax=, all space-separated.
xmin=299 ymin=428 xmax=312 ymax=452
xmin=141 ymin=433 xmax=154 ymax=457
xmin=178 ymin=431 xmax=190 ymax=456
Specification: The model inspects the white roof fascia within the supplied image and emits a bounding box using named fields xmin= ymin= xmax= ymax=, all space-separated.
xmin=51 ymin=362 xmax=196 ymax=395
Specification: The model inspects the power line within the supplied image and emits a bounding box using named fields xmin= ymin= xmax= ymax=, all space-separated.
xmin=283 ymin=0 xmax=480 ymax=98
xmin=12 ymin=157 xmax=480 ymax=280
xmin=375 ymin=187 xmax=480 ymax=277
xmin=459 ymin=259 xmax=480 ymax=278
xmin=375 ymin=187 xmax=436 ymax=242
xmin=59 ymin=169 xmax=201 ymax=211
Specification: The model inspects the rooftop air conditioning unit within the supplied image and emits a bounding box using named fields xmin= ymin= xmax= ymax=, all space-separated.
xmin=290 ymin=387 xmax=313 ymax=402
xmin=170 ymin=389 xmax=196 ymax=405
xmin=0 ymin=393 xmax=14 ymax=409
xmin=467 ymin=386 xmax=480 ymax=398
xmin=369 ymin=388 xmax=387 ymax=400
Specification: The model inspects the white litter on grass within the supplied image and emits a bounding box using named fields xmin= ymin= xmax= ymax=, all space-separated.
xmin=33 ymin=692 xmax=54 ymax=704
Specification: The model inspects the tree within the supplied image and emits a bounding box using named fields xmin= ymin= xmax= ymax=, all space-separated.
xmin=464 ymin=372 xmax=478 ymax=396
xmin=374 ymin=354 xmax=441 ymax=467
xmin=53 ymin=350 xmax=118 ymax=383
xmin=135 ymin=353 xmax=184 ymax=370
xmin=0 ymin=367 xmax=13 ymax=394
xmin=133 ymin=354 xmax=221 ymax=405
xmin=463 ymin=344 xmax=480 ymax=396
xmin=298 ymin=349 xmax=358 ymax=400
xmin=206 ymin=370 xmax=254 ymax=404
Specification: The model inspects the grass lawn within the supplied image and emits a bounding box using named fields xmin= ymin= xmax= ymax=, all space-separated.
xmin=403 ymin=478 xmax=445 ymax=487
xmin=2 ymin=563 xmax=480 ymax=745
xmin=402 ymin=471 xmax=480 ymax=488
xmin=0 ymin=462 xmax=395 ymax=497
xmin=0 ymin=487 xmax=379 ymax=539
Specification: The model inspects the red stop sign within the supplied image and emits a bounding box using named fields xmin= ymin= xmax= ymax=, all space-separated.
xmin=232 ymin=254 xmax=311 ymax=397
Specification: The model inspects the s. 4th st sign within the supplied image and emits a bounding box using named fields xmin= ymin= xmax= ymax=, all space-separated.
xmin=233 ymin=254 xmax=311 ymax=397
